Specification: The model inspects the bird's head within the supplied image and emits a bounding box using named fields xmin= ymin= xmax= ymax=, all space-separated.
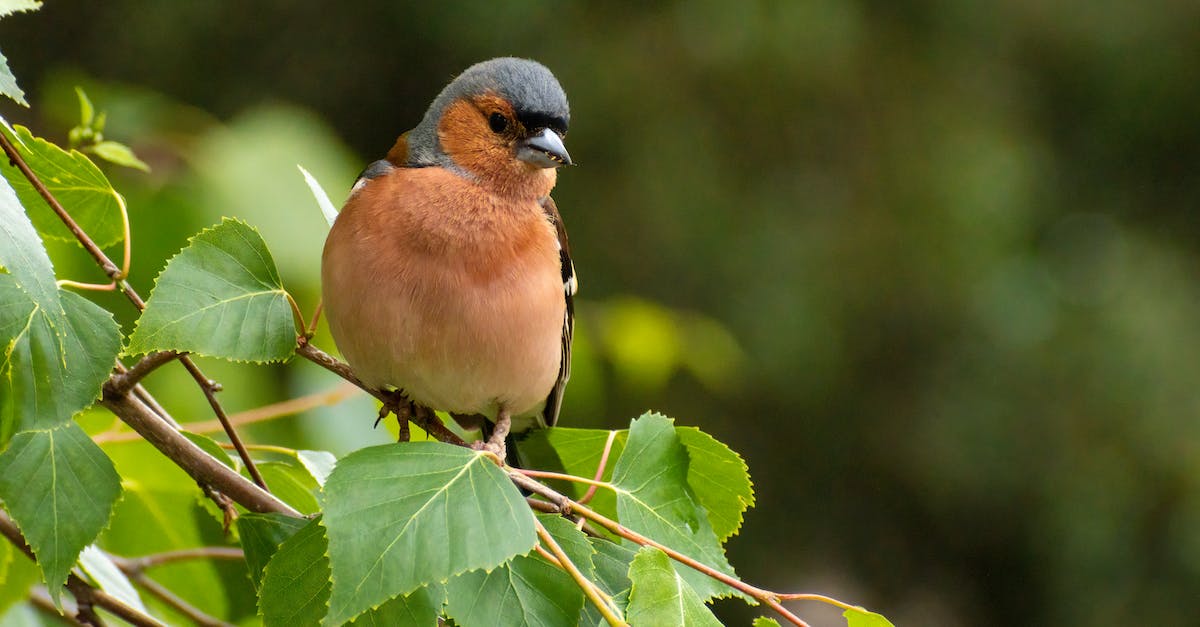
xmin=402 ymin=58 xmax=571 ymax=198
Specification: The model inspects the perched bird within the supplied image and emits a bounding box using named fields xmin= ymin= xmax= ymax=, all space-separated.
xmin=321 ymin=58 xmax=576 ymax=456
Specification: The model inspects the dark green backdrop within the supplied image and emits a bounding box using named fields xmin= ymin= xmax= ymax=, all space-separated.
xmin=4 ymin=2 xmax=1199 ymax=625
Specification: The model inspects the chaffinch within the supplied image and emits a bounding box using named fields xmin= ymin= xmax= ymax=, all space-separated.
xmin=321 ymin=58 xmax=576 ymax=456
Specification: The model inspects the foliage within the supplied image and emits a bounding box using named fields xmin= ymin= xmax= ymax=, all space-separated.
xmin=0 ymin=27 xmax=895 ymax=627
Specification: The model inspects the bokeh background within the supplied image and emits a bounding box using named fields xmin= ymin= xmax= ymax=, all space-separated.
xmin=4 ymin=2 xmax=1200 ymax=625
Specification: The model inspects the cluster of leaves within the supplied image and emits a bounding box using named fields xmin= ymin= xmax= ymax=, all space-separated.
xmin=0 ymin=10 xmax=893 ymax=625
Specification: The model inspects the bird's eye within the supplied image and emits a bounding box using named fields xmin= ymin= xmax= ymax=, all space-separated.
xmin=488 ymin=112 xmax=508 ymax=134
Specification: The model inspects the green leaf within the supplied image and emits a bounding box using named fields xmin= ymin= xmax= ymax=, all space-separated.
xmin=258 ymin=515 xmax=443 ymax=627
xmin=610 ymin=413 xmax=740 ymax=601
xmin=126 ymin=218 xmax=297 ymax=362
xmin=74 ymin=86 xmax=94 ymax=127
xmin=0 ymin=50 xmax=25 ymax=107
xmin=626 ymin=547 xmax=721 ymax=627
xmin=349 ymin=585 xmax=444 ymax=627
xmin=753 ymin=618 xmax=782 ymax=627
xmin=525 ymin=423 xmax=755 ymax=543
xmin=0 ymin=1 xmax=40 ymax=19
xmin=88 ymin=141 xmax=150 ymax=172
xmin=0 ymin=162 xmax=56 ymax=305
xmin=0 ymin=276 xmax=123 ymax=442
xmin=520 ymin=427 xmax=627 ymax=524
xmin=77 ymin=545 xmax=147 ymax=614
xmin=257 ymin=460 xmax=320 ymax=515
xmin=99 ymin=438 xmax=255 ymax=622
xmin=298 ymin=164 xmax=338 ymax=228
xmin=0 ymin=423 xmax=122 ymax=603
xmin=0 ymin=124 xmax=125 ymax=248
xmin=295 ymin=449 xmax=337 ymax=486
xmin=322 ymin=441 xmax=536 ymax=625
xmin=236 ymin=513 xmax=308 ymax=590
xmin=844 ymin=607 xmax=897 ymax=627
xmin=444 ymin=514 xmax=592 ymax=627
xmin=581 ymin=538 xmax=637 ymax=625
xmin=258 ymin=516 xmax=331 ymax=626
xmin=676 ymin=426 xmax=755 ymax=542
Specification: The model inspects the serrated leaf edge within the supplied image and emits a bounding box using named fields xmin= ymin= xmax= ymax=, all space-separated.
xmin=124 ymin=217 xmax=295 ymax=364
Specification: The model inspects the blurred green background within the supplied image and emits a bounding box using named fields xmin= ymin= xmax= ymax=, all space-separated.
xmin=4 ymin=1 xmax=1200 ymax=625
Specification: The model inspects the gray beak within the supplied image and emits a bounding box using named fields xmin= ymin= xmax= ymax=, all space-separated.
xmin=517 ymin=128 xmax=572 ymax=168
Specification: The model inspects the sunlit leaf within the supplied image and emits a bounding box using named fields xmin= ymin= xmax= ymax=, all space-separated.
xmin=126 ymin=218 xmax=297 ymax=362
xmin=322 ymin=441 xmax=536 ymax=625
xmin=88 ymin=141 xmax=149 ymax=172
xmin=676 ymin=426 xmax=755 ymax=541
xmin=256 ymin=460 xmax=320 ymax=515
xmin=753 ymin=617 xmax=782 ymax=627
xmin=298 ymin=164 xmax=338 ymax=228
xmin=0 ymin=51 xmax=25 ymax=107
xmin=0 ymin=1 xmax=40 ymax=19
xmin=0 ymin=124 xmax=125 ymax=248
xmin=444 ymin=514 xmax=592 ymax=627
xmin=0 ymin=423 xmax=121 ymax=603
xmin=77 ymin=545 xmax=147 ymax=614
xmin=295 ymin=449 xmax=336 ymax=486
xmin=626 ymin=547 xmax=721 ymax=627
xmin=236 ymin=512 xmax=307 ymax=590
xmin=610 ymin=413 xmax=741 ymax=601
xmin=844 ymin=607 xmax=896 ymax=627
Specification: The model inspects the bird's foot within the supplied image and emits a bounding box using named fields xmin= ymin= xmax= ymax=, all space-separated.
xmin=374 ymin=389 xmax=414 ymax=442
xmin=477 ymin=408 xmax=512 ymax=462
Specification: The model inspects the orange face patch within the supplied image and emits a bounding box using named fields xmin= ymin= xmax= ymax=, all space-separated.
xmin=437 ymin=93 xmax=555 ymax=200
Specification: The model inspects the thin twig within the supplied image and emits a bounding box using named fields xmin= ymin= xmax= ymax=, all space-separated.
xmin=109 ymin=547 xmax=244 ymax=574
xmin=110 ymin=351 xmax=181 ymax=394
xmin=295 ymin=340 xmax=467 ymax=446
xmin=29 ymin=587 xmax=89 ymax=627
xmin=100 ymin=386 xmax=300 ymax=517
xmin=0 ymin=510 xmax=164 ymax=627
xmin=0 ymin=129 xmax=267 ymax=496
xmin=517 ymin=468 xmax=612 ymax=491
xmin=534 ymin=518 xmax=627 ymax=626
xmin=177 ymin=357 xmax=269 ymax=491
xmin=126 ymin=572 xmax=233 ymax=627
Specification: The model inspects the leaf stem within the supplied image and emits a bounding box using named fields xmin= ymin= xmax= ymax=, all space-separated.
xmin=580 ymin=430 xmax=619 ymax=504
xmin=776 ymin=593 xmax=861 ymax=611
xmin=534 ymin=518 xmax=627 ymax=627
xmin=109 ymin=351 xmax=181 ymax=394
xmin=285 ymin=291 xmax=307 ymax=337
xmin=516 ymin=468 xmax=613 ymax=491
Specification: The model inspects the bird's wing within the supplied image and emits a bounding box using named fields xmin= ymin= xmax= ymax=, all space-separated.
xmin=540 ymin=195 xmax=575 ymax=427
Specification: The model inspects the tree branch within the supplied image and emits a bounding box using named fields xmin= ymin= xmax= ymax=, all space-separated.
xmin=110 ymin=351 xmax=181 ymax=394
xmin=100 ymin=384 xmax=300 ymax=517
xmin=0 ymin=510 xmax=164 ymax=627
xmin=124 ymin=572 xmax=233 ymax=627
xmin=0 ymin=129 xmax=267 ymax=495
xmin=295 ymin=340 xmax=467 ymax=446
xmin=109 ymin=547 xmax=244 ymax=574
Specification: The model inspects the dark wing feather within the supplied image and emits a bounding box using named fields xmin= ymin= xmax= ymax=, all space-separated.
xmin=540 ymin=195 xmax=575 ymax=427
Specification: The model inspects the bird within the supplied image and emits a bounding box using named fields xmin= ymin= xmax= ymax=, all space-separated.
xmin=321 ymin=57 xmax=576 ymax=459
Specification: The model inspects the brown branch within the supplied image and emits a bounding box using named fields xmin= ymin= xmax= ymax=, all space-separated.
xmin=100 ymin=385 xmax=300 ymax=517
xmin=110 ymin=351 xmax=181 ymax=394
xmin=109 ymin=547 xmax=244 ymax=574
xmin=178 ymin=357 xmax=269 ymax=490
xmin=0 ymin=510 xmax=164 ymax=627
xmin=29 ymin=588 xmax=89 ymax=627
xmin=125 ymin=573 xmax=233 ymax=627
xmin=0 ymin=129 xmax=268 ymax=497
xmin=295 ymin=340 xmax=467 ymax=446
